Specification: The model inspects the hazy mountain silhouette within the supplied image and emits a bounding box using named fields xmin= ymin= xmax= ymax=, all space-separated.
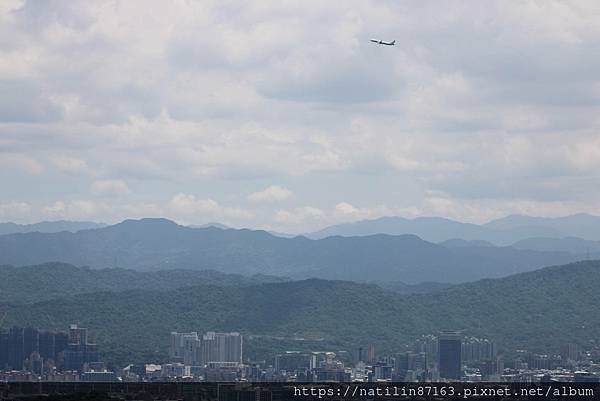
xmin=0 ymin=220 xmax=106 ymax=235
xmin=439 ymin=238 xmax=495 ymax=248
xmin=189 ymin=222 xmax=231 ymax=230
xmin=485 ymin=213 xmax=600 ymax=240
xmin=0 ymin=218 xmax=583 ymax=283
xmin=307 ymin=214 xmax=600 ymax=244
xmin=511 ymin=236 xmax=600 ymax=254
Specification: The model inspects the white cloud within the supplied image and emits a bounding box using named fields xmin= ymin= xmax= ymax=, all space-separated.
xmin=67 ymin=200 xmax=99 ymax=219
xmin=52 ymin=156 xmax=90 ymax=175
xmin=120 ymin=202 xmax=163 ymax=218
xmin=275 ymin=206 xmax=325 ymax=225
xmin=0 ymin=201 xmax=31 ymax=222
xmin=169 ymin=193 xmax=254 ymax=222
xmin=91 ymin=179 xmax=131 ymax=196
xmin=37 ymin=199 xmax=103 ymax=221
xmin=248 ymin=185 xmax=292 ymax=202
xmin=420 ymin=190 xmax=600 ymax=224
xmin=42 ymin=200 xmax=66 ymax=216
xmin=40 ymin=199 xmax=101 ymax=221
xmin=334 ymin=202 xmax=359 ymax=216
xmin=0 ymin=154 xmax=44 ymax=175
xmin=0 ymin=1 xmax=600 ymax=228
xmin=333 ymin=202 xmax=421 ymax=222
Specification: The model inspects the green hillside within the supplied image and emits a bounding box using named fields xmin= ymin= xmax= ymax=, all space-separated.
xmin=1 ymin=261 xmax=599 ymax=368
xmin=0 ymin=262 xmax=287 ymax=304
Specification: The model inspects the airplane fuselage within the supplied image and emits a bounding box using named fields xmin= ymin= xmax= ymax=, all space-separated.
xmin=370 ymin=39 xmax=395 ymax=46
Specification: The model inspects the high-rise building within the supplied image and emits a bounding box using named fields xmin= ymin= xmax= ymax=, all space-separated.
xmin=38 ymin=331 xmax=56 ymax=364
xmin=23 ymin=328 xmax=39 ymax=366
xmin=7 ymin=327 xmax=25 ymax=371
xmin=169 ymin=332 xmax=200 ymax=365
xmin=462 ymin=337 xmax=497 ymax=363
xmin=64 ymin=325 xmax=99 ymax=372
xmin=0 ymin=327 xmax=68 ymax=372
xmin=38 ymin=330 xmax=69 ymax=369
xmin=561 ymin=343 xmax=580 ymax=363
xmin=0 ymin=329 xmax=8 ymax=370
xmin=68 ymin=325 xmax=89 ymax=347
xmin=54 ymin=332 xmax=69 ymax=369
xmin=373 ymin=362 xmax=393 ymax=381
xmin=479 ymin=358 xmax=504 ymax=378
xmin=438 ymin=331 xmax=462 ymax=380
xmin=413 ymin=335 xmax=438 ymax=369
xmin=201 ymin=332 xmax=243 ymax=366
xmin=274 ymin=352 xmax=316 ymax=373
xmin=183 ymin=334 xmax=200 ymax=366
xmin=366 ymin=344 xmax=376 ymax=364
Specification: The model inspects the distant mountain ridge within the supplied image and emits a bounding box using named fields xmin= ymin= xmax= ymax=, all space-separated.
xmin=511 ymin=237 xmax=600 ymax=254
xmin=189 ymin=222 xmax=231 ymax=230
xmin=3 ymin=260 xmax=599 ymax=366
xmin=0 ymin=220 xmax=106 ymax=235
xmin=439 ymin=238 xmax=495 ymax=248
xmin=0 ymin=218 xmax=583 ymax=284
xmin=307 ymin=213 xmax=600 ymax=244
xmin=5 ymin=213 xmax=600 ymax=244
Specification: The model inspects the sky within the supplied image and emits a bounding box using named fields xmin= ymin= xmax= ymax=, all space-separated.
xmin=1 ymin=0 xmax=600 ymax=233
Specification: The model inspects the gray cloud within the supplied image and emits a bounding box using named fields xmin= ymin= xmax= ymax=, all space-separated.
xmin=0 ymin=0 xmax=599 ymax=230
xmin=0 ymin=80 xmax=63 ymax=122
xmin=13 ymin=0 xmax=95 ymax=32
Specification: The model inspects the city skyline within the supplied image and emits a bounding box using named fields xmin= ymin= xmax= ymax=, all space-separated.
xmin=2 ymin=323 xmax=596 ymax=383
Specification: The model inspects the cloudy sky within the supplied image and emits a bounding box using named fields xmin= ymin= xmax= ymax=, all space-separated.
xmin=1 ymin=0 xmax=600 ymax=232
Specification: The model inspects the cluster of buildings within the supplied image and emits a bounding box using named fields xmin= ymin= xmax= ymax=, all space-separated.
xmin=169 ymin=331 xmax=243 ymax=367
xmin=0 ymin=325 xmax=112 ymax=381
xmin=119 ymin=331 xmax=600 ymax=383
xmin=125 ymin=331 xmax=246 ymax=381
xmin=2 ymin=327 xmax=600 ymax=383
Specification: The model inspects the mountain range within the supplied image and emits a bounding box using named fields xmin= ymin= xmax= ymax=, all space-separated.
xmin=0 ymin=220 xmax=106 ymax=235
xmin=306 ymin=213 xmax=600 ymax=244
xmin=0 ymin=218 xmax=587 ymax=283
xmin=4 ymin=213 xmax=600 ymax=244
xmin=511 ymin=237 xmax=600 ymax=254
xmin=2 ymin=260 xmax=599 ymax=367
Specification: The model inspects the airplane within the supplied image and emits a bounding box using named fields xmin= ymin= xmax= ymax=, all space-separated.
xmin=370 ymin=39 xmax=395 ymax=46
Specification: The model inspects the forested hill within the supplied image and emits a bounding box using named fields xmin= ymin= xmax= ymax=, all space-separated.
xmin=0 ymin=262 xmax=287 ymax=304
xmin=2 ymin=260 xmax=599 ymax=367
